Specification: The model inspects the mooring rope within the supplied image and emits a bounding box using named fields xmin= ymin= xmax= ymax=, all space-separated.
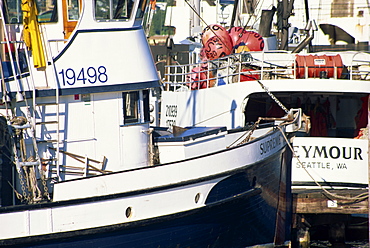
xmin=277 ymin=126 xmax=369 ymax=203
xmin=179 ymin=0 xmax=368 ymax=204
xmin=194 ymin=108 xmax=236 ymax=126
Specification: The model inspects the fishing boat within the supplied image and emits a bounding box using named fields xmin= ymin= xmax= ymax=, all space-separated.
xmin=158 ymin=32 xmax=370 ymax=245
xmin=150 ymin=0 xmax=370 ymax=242
xmin=0 ymin=0 xmax=306 ymax=247
xmin=153 ymin=0 xmax=370 ymax=243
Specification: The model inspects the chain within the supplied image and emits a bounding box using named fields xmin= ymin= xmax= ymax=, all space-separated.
xmin=12 ymin=130 xmax=29 ymax=202
xmin=24 ymin=166 xmax=34 ymax=203
xmin=18 ymin=166 xmax=29 ymax=202
xmin=41 ymin=175 xmax=50 ymax=200
xmin=256 ymin=80 xmax=289 ymax=114
xmin=18 ymin=129 xmax=33 ymax=203
xmin=40 ymin=161 xmax=50 ymax=200
xmin=9 ymin=115 xmax=51 ymax=203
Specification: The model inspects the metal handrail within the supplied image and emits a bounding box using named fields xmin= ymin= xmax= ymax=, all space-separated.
xmin=163 ymin=52 xmax=370 ymax=91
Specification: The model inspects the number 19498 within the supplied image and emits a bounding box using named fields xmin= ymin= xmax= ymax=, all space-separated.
xmin=59 ymin=66 xmax=108 ymax=86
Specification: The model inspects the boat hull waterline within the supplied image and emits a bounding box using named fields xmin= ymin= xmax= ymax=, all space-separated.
xmin=0 ymin=129 xmax=290 ymax=247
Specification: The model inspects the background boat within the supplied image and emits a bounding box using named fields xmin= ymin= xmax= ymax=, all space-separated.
xmin=150 ymin=0 xmax=370 ymax=245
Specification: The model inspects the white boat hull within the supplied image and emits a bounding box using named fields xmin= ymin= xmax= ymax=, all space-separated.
xmin=0 ymin=128 xmax=291 ymax=247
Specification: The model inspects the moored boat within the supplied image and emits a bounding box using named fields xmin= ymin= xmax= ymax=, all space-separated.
xmin=150 ymin=0 xmax=370 ymax=243
xmin=158 ymin=45 xmax=370 ymax=244
xmin=0 ymin=0 xmax=306 ymax=247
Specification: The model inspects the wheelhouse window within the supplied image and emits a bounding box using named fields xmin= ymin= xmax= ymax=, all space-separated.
xmin=95 ymin=0 xmax=148 ymax=21
xmin=123 ymin=91 xmax=139 ymax=124
xmin=67 ymin=0 xmax=80 ymax=21
xmin=95 ymin=0 xmax=132 ymax=20
xmin=3 ymin=0 xmax=57 ymax=24
xmin=123 ymin=90 xmax=149 ymax=124
xmin=37 ymin=0 xmax=58 ymax=23
xmin=3 ymin=0 xmax=21 ymax=23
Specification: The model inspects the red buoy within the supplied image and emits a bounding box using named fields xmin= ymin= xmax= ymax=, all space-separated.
xmin=202 ymin=24 xmax=233 ymax=60
xmin=228 ymin=28 xmax=264 ymax=52
xmin=203 ymin=35 xmax=232 ymax=60
xmin=187 ymin=66 xmax=208 ymax=90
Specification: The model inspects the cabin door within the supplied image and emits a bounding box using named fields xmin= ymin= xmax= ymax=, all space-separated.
xmin=62 ymin=0 xmax=82 ymax=39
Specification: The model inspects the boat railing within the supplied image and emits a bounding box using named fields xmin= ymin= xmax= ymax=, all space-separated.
xmin=0 ymin=37 xmax=67 ymax=89
xmin=350 ymin=52 xmax=370 ymax=80
xmin=47 ymin=39 xmax=69 ymax=54
xmin=163 ymin=52 xmax=370 ymax=92
xmin=163 ymin=53 xmax=296 ymax=91
xmin=0 ymin=40 xmax=30 ymax=80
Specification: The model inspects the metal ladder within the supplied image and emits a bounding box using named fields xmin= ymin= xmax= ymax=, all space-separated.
xmin=30 ymin=25 xmax=62 ymax=182
xmin=33 ymin=95 xmax=61 ymax=181
xmin=0 ymin=3 xmax=61 ymax=203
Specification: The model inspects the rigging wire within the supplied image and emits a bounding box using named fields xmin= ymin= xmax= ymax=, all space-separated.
xmin=278 ymin=126 xmax=369 ymax=203
xmin=175 ymin=1 xmax=366 ymax=200
xmin=182 ymin=0 xmax=290 ymax=113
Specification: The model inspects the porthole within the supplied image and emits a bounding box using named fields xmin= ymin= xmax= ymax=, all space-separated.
xmin=195 ymin=193 xmax=201 ymax=203
xmin=125 ymin=207 xmax=133 ymax=218
xmin=252 ymin=176 xmax=257 ymax=187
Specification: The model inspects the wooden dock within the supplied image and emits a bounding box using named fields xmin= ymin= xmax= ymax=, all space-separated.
xmin=293 ymin=189 xmax=368 ymax=215
xmin=291 ymin=188 xmax=369 ymax=246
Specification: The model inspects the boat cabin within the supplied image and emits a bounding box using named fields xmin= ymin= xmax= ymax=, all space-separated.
xmin=0 ymin=0 xmax=160 ymax=205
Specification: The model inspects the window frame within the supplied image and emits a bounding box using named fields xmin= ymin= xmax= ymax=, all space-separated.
xmin=122 ymin=90 xmax=149 ymax=125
